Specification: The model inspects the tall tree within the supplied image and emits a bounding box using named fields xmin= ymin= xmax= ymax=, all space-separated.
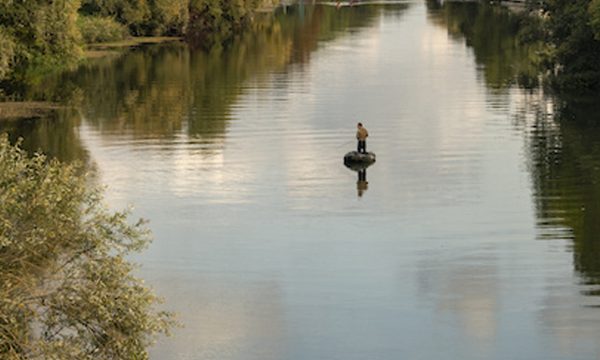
xmin=543 ymin=0 xmax=600 ymax=90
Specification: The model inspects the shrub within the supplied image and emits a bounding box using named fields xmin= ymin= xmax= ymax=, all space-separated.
xmin=0 ymin=135 xmax=173 ymax=359
xmin=78 ymin=15 xmax=130 ymax=44
xmin=151 ymin=0 xmax=189 ymax=35
xmin=79 ymin=0 xmax=152 ymax=36
xmin=187 ymin=0 xmax=254 ymax=46
xmin=590 ymin=0 xmax=600 ymax=40
xmin=0 ymin=0 xmax=82 ymax=82
xmin=0 ymin=28 xmax=14 ymax=80
xmin=33 ymin=0 xmax=83 ymax=64
xmin=543 ymin=0 xmax=600 ymax=91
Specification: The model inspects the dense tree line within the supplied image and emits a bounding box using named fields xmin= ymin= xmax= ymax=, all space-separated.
xmin=540 ymin=0 xmax=600 ymax=91
xmin=0 ymin=0 xmax=277 ymax=86
xmin=3 ymin=0 xmax=600 ymax=93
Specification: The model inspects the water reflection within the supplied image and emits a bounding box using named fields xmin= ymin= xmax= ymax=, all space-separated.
xmin=426 ymin=0 xmax=541 ymax=90
xmin=343 ymin=161 xmax=373 ymax=198
xmin=525 ymin=95 xmax=600 ymax=356
xmin=5 ymin=1 xmax=600 ymax=359
xmin=417 ymin=253 xmax=500 ymax=348
xmin=357 ymin=168 xmax=368 ymax=197
xmin=428 ymin=0 xmax=600 ymax=308
xmin=149 ymin=273 xmax=286 ymax=360
xmin=527 ymin=95 xmax=600 ymax=294
xmin=424 ymin=2 xmax=600 ymax=354
xmin=0 ymin=109 xmax=89 ymax=163
xmin=3 ymin=3 xmax=403 ymax=161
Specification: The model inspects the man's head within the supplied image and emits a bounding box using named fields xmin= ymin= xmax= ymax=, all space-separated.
xmin=357 ymin=122 xmax=363 ymax=128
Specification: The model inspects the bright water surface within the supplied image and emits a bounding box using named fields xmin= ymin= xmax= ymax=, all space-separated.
xmin=4 ymin=1 xmax=600 ymax=359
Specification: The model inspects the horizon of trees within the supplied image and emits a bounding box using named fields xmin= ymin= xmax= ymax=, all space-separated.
xmin=3 ymin=1 xmax=600 ymax=94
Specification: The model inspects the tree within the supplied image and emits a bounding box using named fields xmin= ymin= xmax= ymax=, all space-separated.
xmin=79 ymin=0 xmax=190 ymax=36
xmin=0 ymin=135 xmax=173 ymax=359
xmin=0 ymin=27 xmax=14 ymax=82
xmin=79 ymin=0 xmax=152 ymax=35
xmin=186 ymin=0 xmax=256 ymax=46
xmin=589 ymin=0 xmax=600 ymax=39
xmin=543 ymin=0 xmax=600 ymax=90
xmin=0 ymin=0 xmax=82 ymax=85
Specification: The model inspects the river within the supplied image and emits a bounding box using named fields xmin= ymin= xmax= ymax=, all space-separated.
xmin=3 ymin=1 xmax=600 ymax=359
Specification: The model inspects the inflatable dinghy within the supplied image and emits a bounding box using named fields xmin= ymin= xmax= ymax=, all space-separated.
xmin=343 ymin=151 xmax=376 ymax=170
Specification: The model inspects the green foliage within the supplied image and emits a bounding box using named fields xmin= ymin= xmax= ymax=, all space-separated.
xmin=0 ymin=27 xmax=15 ymax=81
xmin=187 ymin=0 xmax=256 ymax=46
xmin=543 ymin=0 xmax=600 ymax=90
xmin=80 ymin=0 xmax=152 ymax=35
xmin=1 ymin=0 xmax=279 ymax=92
xmin=149 ymin=0 xmax=189 ymax=35
xmin=75 ymin=0 xmax=279 ymax=38
xmin=33 ymin=0 xmax=83 ymax=61
xmin=79 ymin=0 xmax=189 ymax=35
xmin=589 ymin=0 xmax=600 ymax=39
xmin=78 ymin=15 xmax=130 ymax=43
xmin=0 ymin=0 xmax=82 ymax=84
xmin=0 ymin=0 xmax=277 ymax=86
xmin=0 ymin=135 xmax=173 ymax=359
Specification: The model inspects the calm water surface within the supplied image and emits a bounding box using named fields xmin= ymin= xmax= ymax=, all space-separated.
xmin=4 ymin=1 xmax=600 ymax=359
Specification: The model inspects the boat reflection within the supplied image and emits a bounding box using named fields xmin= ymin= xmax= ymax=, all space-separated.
xmin=357 ymin=168 xmax=368 ymax=197
xmin=344 ymin=160 xmax=374 ymax=198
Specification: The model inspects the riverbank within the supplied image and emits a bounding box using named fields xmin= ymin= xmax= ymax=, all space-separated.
xmin=0 ymin=102 xmax=62 ymax=120
xmin=0 ymin=37 xmax=182 ymax=120
xmin=84 ymin=36 xmax=182 ymax=58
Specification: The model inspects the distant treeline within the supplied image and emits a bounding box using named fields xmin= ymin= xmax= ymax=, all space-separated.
xmin=3 ymin=1 xmax=600 ymax=92
xmin=0 ymin=0 xmax=277 ymax=85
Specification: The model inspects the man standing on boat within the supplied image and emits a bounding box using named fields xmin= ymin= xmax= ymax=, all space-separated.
xmin=356 ymin=122 xmax=368 ymax=154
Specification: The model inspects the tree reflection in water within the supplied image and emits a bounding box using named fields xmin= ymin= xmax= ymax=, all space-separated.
xmin=1 ymin=3 xmax=406 ymax=159
xmin=426 ymin=0 xmax=542 ymax=90
xmin=427 ymin=0 xmax=600 ymax=300
xmin=528 ymin=96 xmax=600 ymax=295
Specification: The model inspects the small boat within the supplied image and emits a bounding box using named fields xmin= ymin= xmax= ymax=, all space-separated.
xmin=343 ymin=151 xmax=376 ymax=170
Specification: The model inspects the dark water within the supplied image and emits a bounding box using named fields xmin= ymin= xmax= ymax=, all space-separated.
xmin=4 ymin=1 xmax=600 ymax=359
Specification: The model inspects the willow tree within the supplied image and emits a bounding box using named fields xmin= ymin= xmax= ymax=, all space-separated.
xmin=0 ymin=135 xmax=173 ymax=359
